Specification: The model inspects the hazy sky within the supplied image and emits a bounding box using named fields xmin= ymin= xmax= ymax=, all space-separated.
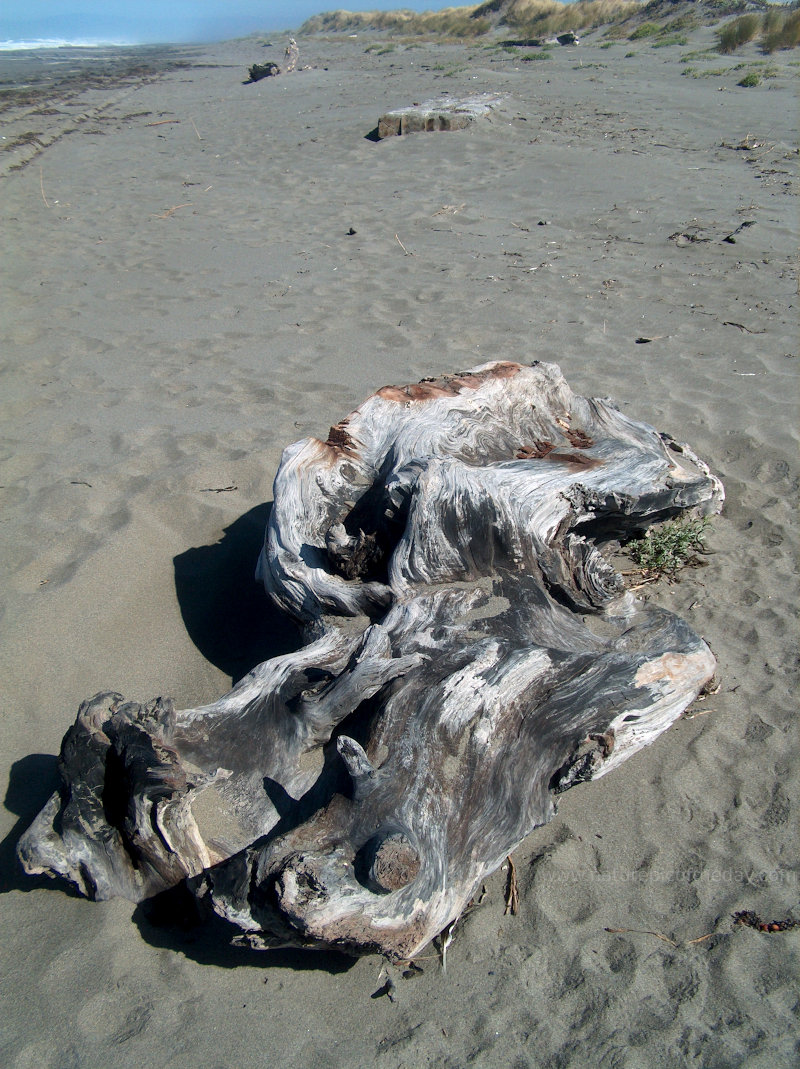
xmin=1 ymin=1 xmax=462 ymax=44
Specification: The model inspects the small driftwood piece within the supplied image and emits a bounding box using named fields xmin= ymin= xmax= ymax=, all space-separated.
xmin=18 ymin=361 xmax=724 ymax=960
xmin=283 ymin=38 xmax=299 ymax=73
xmin=246 ymin=61 xmax=280 ymax=83
xmin=377 ymin=93 xmax=505 ymax=139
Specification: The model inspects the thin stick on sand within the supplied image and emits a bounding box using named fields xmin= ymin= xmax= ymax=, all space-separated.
xmin=439 ymin=919 xmax=457 ymax=972
xmin=605 ymin=927 xmax=678 ymax=947
xmin=39 ymin=168 xmax=50 ymax=208
xmin=395 ymin=233 xmax=412 ymax=255
xmin=189 ymin=118 xmax=203 ymax=141
xmin=504 ymin=854 xmax=519 ymax=915
xmin=154 ymin=203 xmax=193 ymax=219
xmin=605 ymin=925 xmax=721 ymax=947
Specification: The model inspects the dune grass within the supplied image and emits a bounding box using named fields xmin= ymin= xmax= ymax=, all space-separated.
xmin=717 ymin=13 xmax=761 ymax=52
xmin=298 ymin=1 xmax=800 ymax=53
xmin=761 ymin=5 xmax=800 ymax=52
xmin=717 ymin=5 xmax=800 ymax=54
xmin=629 ymin=21 xmax=659 ymax=38
xmin=501 ymin=0 xmax=639 ymax=37
xmin=300 ymin=1 xmax=638 ymax=39
xmin=299 ymin=7 xmax=490 ymax=37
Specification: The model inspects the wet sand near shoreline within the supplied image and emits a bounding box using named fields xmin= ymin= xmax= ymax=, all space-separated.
xmin=0 ymin=43 xmax=204 ymax=175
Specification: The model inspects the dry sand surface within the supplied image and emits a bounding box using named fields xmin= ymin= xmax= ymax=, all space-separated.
xmin=1 ymin=24 xmax=798 ymax=1069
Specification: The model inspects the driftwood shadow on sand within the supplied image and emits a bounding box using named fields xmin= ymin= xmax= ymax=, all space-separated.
xmin=173 ymin=503 xmax=302 ymax=685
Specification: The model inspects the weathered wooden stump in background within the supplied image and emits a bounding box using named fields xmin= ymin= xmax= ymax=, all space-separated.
xmin=18 ymin=362 xmax=723 ymax=960
xmin=377 ymin=93 xmax=506 ymax=138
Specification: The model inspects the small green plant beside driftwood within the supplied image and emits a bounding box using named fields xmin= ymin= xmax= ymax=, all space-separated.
xmin=628 ymin=516 xmax=711 ymax=581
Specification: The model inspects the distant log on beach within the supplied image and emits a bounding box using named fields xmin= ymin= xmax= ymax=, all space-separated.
xmin=377 ymin=93 xmax=506 ymax=138
xmin=246 ymin=61 xmax=280 ymax=83
xmin=246 ymin=39 xmax=299 ymax=83
xmin=18 ymin=361 xmax=724 ymax=960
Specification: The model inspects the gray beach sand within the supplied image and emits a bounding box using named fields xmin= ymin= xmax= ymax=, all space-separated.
xmin=1 ymin=25 xmax=798 ymax=1068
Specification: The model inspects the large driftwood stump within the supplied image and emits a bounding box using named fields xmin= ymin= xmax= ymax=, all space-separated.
xmin=377 ymin=93 xmax=505 ymax=138
xmin=18 ymin=362 xmax=724 ymax=960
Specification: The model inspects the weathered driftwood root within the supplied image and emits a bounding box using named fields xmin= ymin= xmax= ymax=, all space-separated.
xmin=18 ymin=361 xmax=724 ymax=960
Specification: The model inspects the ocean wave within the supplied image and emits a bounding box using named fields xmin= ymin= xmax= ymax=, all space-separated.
xmin=0 ymin=38 xmax=136 ymax=52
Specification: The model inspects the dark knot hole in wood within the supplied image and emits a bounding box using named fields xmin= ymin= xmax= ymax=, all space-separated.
xmin=356 ymin=831 xmax=422 ymax=894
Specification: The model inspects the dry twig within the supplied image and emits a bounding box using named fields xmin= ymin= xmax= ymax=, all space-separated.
xmin=439 ymin=922 xmax=455 ymax=971
xmin=683 ymin=707 xmax=715 ymax=719
xmin=504 ymin=854 xmax=519 ymax=916
xmin=686 ymin=932 xmax=717 ymax=945
xmin=627 ymin=576 xmax=660 ymax=591
xmin=722 ymin=321 xmax=766 ymax=335
xmin=154 ymin=203 xmax=192 ymax=219
xmin=605 ymin=927 xmax=678 ymax=947
xmin=394 ymin=233 xmax=412 ymax=255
